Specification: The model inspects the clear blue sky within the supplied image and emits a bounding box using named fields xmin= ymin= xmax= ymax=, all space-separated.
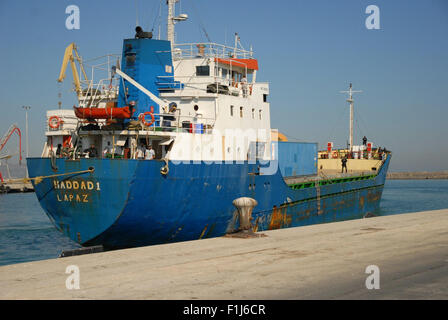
xmin=0 ymin=0 xmax=447 ymax=171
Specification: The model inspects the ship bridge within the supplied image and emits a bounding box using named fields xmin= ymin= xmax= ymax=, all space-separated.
xmin=42 ymin=37 xmax=273 ymax=164
xmin=164 ymin=42 xmax=259 ymax=98
xmin=42 ymin=0 xmax=273 ymax=164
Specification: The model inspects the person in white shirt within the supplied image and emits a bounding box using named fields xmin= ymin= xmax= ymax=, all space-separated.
xmin=241 ymin=75 xmax=248 ymax=97
xmin=145 ymin=145 xmax=155 ymax=160
xmin=115 ymin=145 xmax=124 ymax=157
xmin=103 ymin=141 xmax=112 ymax=158
xmin=136 ymin=143 xmax=145 ymax=159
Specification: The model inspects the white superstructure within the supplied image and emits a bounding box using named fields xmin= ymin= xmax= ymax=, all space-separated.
xmin=43 ymin=1 xmax=274 ymax=164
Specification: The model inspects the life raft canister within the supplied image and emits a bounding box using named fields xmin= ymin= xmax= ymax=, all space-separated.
xmin=48 ymin=116 xmax=63 ymax=129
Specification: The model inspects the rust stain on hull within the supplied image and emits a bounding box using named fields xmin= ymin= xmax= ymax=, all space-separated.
xmin=268 ymin=204 xmax=292 ymax=230
xmin=199 ymin=224 xmax=208 ymax=239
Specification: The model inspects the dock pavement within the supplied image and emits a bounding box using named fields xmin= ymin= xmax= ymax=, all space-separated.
xmin=0 ymin=209 xmax=447 ymax=299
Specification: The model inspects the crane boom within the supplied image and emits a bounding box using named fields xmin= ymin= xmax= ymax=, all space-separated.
xmin=0 ymin=124 xmax=22 ymax=164
xmin=58 ymin=43 xmax=88 ymax=97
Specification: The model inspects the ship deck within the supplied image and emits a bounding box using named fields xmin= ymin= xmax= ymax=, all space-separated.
xmin=284 ymin=169 xmax=378 ymax=187
xmin=1 ymin=208 xmax=447 ymax=299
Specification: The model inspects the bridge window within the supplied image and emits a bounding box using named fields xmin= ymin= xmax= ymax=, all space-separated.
xmin=259 ymin=109 xmax=262 ymax=120
xmin=251 ymin=108 xmax=255 ymax=119
xmin=240 ymin=107 xmax=243 ymax=118
xmin=230 ymin=105 xmax=234 ymax=117
xmin=196 ymin=65 xmax=210 ymax=76
xmin=222 ymin=68 xmax=228 ymax=79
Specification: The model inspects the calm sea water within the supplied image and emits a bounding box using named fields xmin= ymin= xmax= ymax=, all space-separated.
xmin=1 ymin=179 xmax=448 ymax=266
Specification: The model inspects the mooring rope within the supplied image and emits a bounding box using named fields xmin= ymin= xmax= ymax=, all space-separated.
xmin=5 ymin=168 xmax=94 ymax=185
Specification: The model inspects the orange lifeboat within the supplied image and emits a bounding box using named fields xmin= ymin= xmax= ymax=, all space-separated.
xmin=74 ymin=106 xmax=134 ymax=119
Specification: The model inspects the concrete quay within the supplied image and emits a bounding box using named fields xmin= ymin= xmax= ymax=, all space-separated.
xmin=0 ymin=180 xmax=34 ymax=193
xmin=0 ymin=209 xmax=447 ymax=300
xmin=387 ymin=171 xmax=448 ymax=180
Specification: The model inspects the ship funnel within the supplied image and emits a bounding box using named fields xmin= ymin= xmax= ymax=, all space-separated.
xmin=232 ymin=197 xmax=258 ymax=231
xmin=135 ymin=26 xmax=153 ymax=39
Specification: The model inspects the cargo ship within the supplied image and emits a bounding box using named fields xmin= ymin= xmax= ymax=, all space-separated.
xmin=28 ymin=0 xmax=391 ymax=249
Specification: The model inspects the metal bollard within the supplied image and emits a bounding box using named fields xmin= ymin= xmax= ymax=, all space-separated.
xmin=232 ymin=197 xmax=258 ymax=231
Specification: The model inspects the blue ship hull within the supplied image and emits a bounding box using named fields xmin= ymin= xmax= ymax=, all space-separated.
xmin=27 ymin=155 xmax=390 ymax=249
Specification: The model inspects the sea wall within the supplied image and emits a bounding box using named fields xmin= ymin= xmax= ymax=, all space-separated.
xmin=387 ymin=171 xmax=448 ymax=180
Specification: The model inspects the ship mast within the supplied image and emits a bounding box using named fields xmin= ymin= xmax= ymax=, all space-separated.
xmin=167 ymin=0 xmax=175 ymax=44
xmin=340 ymin=83 xmax=362 ymax=151
xmin=166 ymin=0 xmax=188 ymax=45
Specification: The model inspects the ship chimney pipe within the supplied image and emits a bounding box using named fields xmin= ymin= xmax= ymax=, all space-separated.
xmin=135 ymin=26 xmax=152 ymax=39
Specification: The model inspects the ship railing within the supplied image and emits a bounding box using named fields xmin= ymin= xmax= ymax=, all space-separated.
xmin=75 ymin=53 xmax=121 ymax=106
xmin=74 ymin=114 xmax=215 ymax=134
xmin=319 ymin=149 xmax=385 ymax=160
xmin=140 ymin=113 xmax=215 ymax=134
xmin=157 ymin=74 xmax=225 ymax=88
xmin=172 ymin=43 xmax=253 ymax=60
xmin=157 ymin=75 xmax=250 ymax=97
xmin=81 ymin=53 xmax=121 ymax=81
xmin=45 ymin=121 xmax=79 ymax=133
xmin=78 ymin=77 xmax=120 ymax=107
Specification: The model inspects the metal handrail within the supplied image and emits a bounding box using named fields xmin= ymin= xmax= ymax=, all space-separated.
xmin=78 ymin=78 xmax=120 ymax=108
xmin=172 ymin=42 xmax=253 ymax=60
xmin=139 ymin=112 xmax=215 ymax=133
xmin=156 ymin=74 xmax=253 ymax=97
xmin=56 ymin=113 xmax=216 ymax=135
xmin=74 ymin=53 xmax=121 ymax=106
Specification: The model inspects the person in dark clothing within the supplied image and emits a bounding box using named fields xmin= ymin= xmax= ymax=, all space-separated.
xmin=362 ymin=136 xmax=367 ymax=146
xmin=341 ymin=156 xmax=348 ymax=173
xmin=56 ymin=144 xmax=62 ymax=157
xmin=84 ymin=144 xmax=98 ymax=158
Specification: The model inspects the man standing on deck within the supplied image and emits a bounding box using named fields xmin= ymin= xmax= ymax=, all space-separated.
xmin=103 ymin=141 xmax=112 ymax=158
xmin=241 ymin=75 xmax=248 ymax=97
xmin=362 ymin=136 xmax=367 ymax=146
xmin=341 ymin=156 xmax=348 ymax=173
xmin=137 ymin=143 xmax=145 ymax=159
xmin=145 ymin=145 xmax=155 ymax=160
xmin=84 ymin=144 xmax=98 ymax=158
